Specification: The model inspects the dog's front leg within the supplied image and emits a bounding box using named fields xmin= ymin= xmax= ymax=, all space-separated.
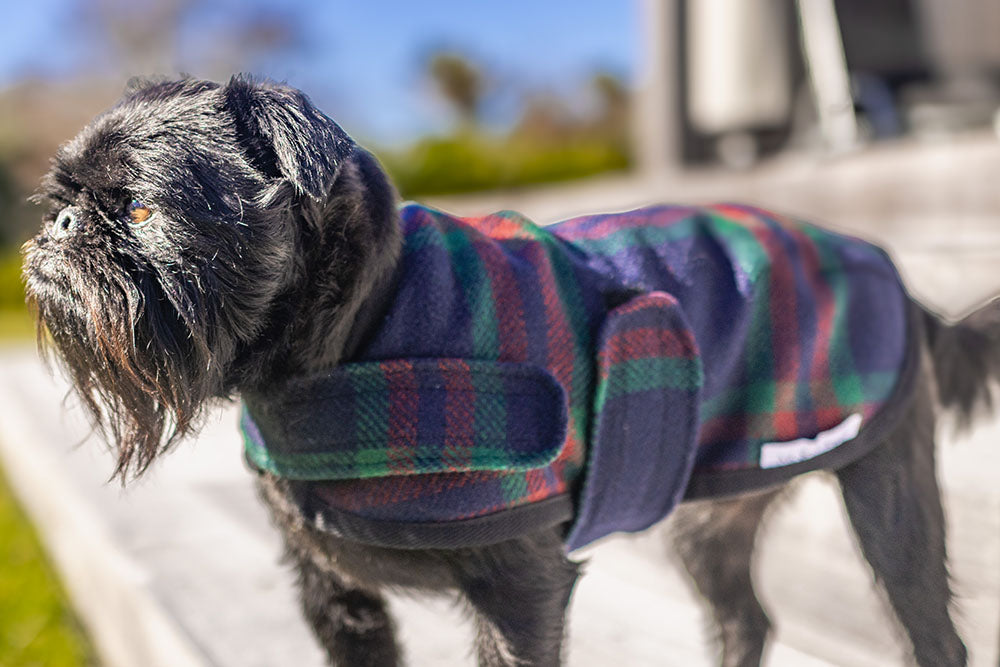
xmin=293 ymin=554 xmax=401 ymax=667
xmin=255 ymin=475 xmax=401 ymax=666
xmin=451 ymin=530 xmax=580 ymax=667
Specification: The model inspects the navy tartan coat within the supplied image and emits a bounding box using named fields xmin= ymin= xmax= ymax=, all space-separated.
xmin=241 ymin=203 xmax=917 ymax=552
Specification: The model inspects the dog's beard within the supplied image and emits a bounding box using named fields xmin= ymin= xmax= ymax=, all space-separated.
xmin=23 ymin=238 xmax=217 ymax=480
xmin=19 ymin=75 xmax=390 ymax=481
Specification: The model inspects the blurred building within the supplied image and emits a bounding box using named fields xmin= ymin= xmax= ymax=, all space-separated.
xmin=636 ymin=0 xmax=1000 ymax=171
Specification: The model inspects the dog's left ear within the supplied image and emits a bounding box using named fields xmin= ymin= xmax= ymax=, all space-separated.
xmin=223 ymin=76 xmax=355 ymax=200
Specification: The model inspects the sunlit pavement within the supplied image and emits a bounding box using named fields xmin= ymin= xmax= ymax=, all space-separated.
xmin=2 ymin=138 xmax=999 ymax=666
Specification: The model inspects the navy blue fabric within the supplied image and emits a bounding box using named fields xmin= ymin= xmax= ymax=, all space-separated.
xmin=565 ymin=292 xmax=704 ymax=549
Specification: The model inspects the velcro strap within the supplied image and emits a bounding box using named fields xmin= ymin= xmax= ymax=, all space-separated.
xmin=242 ymin=359 xmax=567 ymax=481
xmin=566 ymin=291 xmax=704 ymax=550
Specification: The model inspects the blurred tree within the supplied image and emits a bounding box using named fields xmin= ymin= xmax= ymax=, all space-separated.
xmin=89 ymin=0 xmax=195 ymax=73
xmin=0 ymin=80 xmax=119 ymax=245
xmin=82 ymin=0 xmax=299 ymax=78
xmin=428 ymin=52 xmax=485 ymax=128
xmin=511 ymin=93 xmax=576 ymax=144
xmin=589 ymin=71 xmax=630 ymax=140
xmin=381 ymin=68 xmax=633 ymax=198
xmin=0 ymin=1 xmax=304 ymax=249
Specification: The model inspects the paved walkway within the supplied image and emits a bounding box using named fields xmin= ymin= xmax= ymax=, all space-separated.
xmin=2 ymin=136 xmax=1000 ymax=665
xmin=1 ymin=342 xmax=997 ymax=667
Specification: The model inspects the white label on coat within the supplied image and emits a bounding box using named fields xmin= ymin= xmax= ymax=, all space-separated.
xmin=759 ymin=413 xmax=863 ymax=469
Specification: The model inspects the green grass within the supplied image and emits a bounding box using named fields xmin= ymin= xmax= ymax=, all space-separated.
xmin=0 ymin=464 xmax=96 ymax=666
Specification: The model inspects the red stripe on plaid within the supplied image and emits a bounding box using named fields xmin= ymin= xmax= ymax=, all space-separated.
xmin=786 ymin=226 xmax=836 ymax=381
xmin=474 ymin=212 xmax=537 ymax=240
xmin=316 ymin=469 xmax=501 ymax=511
xmin=385 ymin=361 xmax=419 ymax=474
xmin=522 ymin=468 xmax=554 ymax=503
xmin=813 ymin=405 xmax=848 ymax=428
xmin=441 ymin=359 xmax=475 ymax=471
xmin=315 ymin=469 xmax=551 ymax=519
xmin=520 ymin=240 xmax=580 ymax=476
xmin=446 ymin=210 xmax=579 ymax=496
xmin=771 ymin=411 xmax=799 ymax=439
xmin=709 ymin=203 xmax=762 ymax=225
xmin=613 ymin=290 xmax=678 ymax=313
xmin=699 ymin=414 xmax=749 ymax=446
xmin=473 ymin=239 xmax=529 ymax=361
xmin=699 ymin=413 xmax=779 ymax=444
xmin=736 ymin=210 xmax=802 ymax=440
xmin=747 ymin=217 xmax=800 ymax=382
xmin=554 ymin=207 xmax=695 ymax=240
xmin=603 ymin=326 xmax=698 ymax=366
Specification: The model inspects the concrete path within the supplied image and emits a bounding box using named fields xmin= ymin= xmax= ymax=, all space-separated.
xmin=1 ymin=340 xmax=998 ymax=667
xmin=2 ymin=135 xmax=1000 ymax=666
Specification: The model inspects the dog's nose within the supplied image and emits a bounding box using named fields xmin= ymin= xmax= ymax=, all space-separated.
xmin=50 ymin=206 xmax=81 ymax=239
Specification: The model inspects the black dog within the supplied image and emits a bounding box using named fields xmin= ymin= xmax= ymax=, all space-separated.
xmin=21 ymin=76 xmax=999 ymax=666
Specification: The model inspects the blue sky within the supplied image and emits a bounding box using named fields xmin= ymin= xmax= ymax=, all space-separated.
xmin=0 ymin=0 xmax=638 ymax=144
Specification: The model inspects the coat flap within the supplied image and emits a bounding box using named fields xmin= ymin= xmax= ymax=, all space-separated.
xmin=567 ymin=291 xmax=704 ymax=550
xmin=242 ymin=359 xmax=568 ymax=481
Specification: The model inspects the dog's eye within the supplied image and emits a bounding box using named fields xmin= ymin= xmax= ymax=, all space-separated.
xmin=126 ymin=199 xmax=152 ymax=225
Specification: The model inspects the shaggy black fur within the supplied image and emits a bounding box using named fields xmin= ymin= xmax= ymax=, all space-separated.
xmin=22 ymin=76 xmax=999 ymax=666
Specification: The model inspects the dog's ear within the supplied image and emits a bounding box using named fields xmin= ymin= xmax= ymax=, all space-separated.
xmin=223 ymin=75 xmax=355 ymax=200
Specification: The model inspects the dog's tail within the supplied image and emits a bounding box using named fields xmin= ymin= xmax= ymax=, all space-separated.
xmin=923 ymin=297 xmax=1000 ymax=430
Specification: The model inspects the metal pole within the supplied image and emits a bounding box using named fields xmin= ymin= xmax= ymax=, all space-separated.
xmin=634 ymin=0 xmax=682 ymax=175
xmin=796 ymin=0 xmax=859 ymax=153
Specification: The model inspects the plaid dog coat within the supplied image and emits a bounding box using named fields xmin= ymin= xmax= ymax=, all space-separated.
xmin=242 ymin=203 xmax=918 ymax=551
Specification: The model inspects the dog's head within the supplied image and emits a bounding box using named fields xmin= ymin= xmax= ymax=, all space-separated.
xmin=21 ymin=76 xmax=378 ymax=479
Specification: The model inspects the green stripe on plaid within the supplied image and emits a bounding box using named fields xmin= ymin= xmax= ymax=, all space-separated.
xmin=699 ymin=380 xmax=778 ymax=422
xmin=348 ymin=363 xmax=389 ymax=456
xmin=569 ymin=217 xmax=699 ymax=255
xmin=472 ymin=361 xmax=507 ymax=453
xmin=444 ymin=227 xmax=500 ymax=358
xmin=705 ymin=212 xmax=774 ymax=283
xmin=602 ymin=358 xmax=703 ymax=398
xmin=542 ymin=246 xmax=592 ymax=459
xmin=738 ymin=237 xmax=775 ymax=393
xmin=403 ymin=225 xmax=446 ymax=253
xmin=699 ymin=372 xmax=896 ymax=421
xmin=244 ymin=441 xmax=561 ymax=480
xmin=860 ymin=370 xmax=898 ymax=398
xmin=500 ymin=471 xmax=529 ymax=505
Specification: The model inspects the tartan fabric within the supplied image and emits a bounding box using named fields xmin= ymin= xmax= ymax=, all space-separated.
xmin=241 ymin=202 xmax=912 ymax=550
xmin=566 ymin=291 xmax=705 ymax=548
xmin=243 ymin=359 xmax=568 ymax=479
xmin=554 ymin=203 xmax=910 ymax=479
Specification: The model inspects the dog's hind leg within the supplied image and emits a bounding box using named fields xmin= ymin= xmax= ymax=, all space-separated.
xmin=670 ymin=488 xmax=783 ymax=667
xmin=451 ymin=528 xmax=580 ymax=667
xmin=836 ymin=376 xmax=967 ymax=667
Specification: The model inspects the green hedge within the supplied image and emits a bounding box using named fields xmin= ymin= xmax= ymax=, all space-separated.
xmin=378 ymin=133 xmax=630 ymax=198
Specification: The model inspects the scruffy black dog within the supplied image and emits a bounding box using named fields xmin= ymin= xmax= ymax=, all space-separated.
xmin=21 ymin=76 xmax=1000 ymax=667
